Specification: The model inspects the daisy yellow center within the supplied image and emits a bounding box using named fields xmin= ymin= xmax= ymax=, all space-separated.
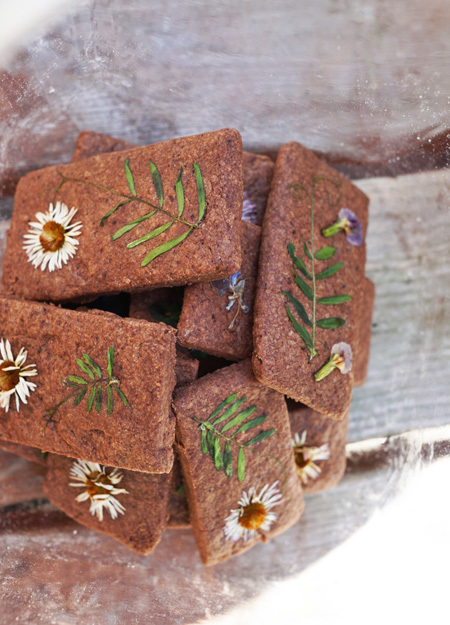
xmin=86 ymin=471 xmax=114 ymax=497
xmin=39 ymin=221 xmax=65 ymax=252
xmin=239 ymin=501 xmax=267 ymax=530
xmin=0 ymin=360 xmax=19 ymax=392
xmin=294 ymin=447 xmax=309 ymax=469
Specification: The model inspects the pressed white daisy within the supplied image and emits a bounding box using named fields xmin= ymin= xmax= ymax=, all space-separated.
xmin=224 ymin=481 xmax=282 ymax=543
xmin=23 ymin=201 xmax=83 ymax=272
xmin=292 ymin=431 xmax=330 ymax=485
xmin=0 ymin=339 xmax=38 ymax=412
xmin=69 ymin=459 xmax=128 ymax=522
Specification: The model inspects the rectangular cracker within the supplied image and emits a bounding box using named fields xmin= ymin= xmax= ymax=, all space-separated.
xmin=287 ymin=400 xmax=348 ymax=494
xmin=177 ymin=222 xmax=261 ymax=361
xmin=0 ymin=297 xmax=176 ymax=473
xmin=253 ymin=142 xmax=369 ymax=419
xmin=174 ymin=360 xmax=304 ymax=566
xmin=44 ymin=454 xmax=172 ymax=554
xmin=2 ymin=128 xmax=243 ymax=302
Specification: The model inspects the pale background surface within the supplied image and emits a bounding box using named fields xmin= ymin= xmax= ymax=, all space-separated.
xmin=0 ymin=1 xmax=449 ymax=623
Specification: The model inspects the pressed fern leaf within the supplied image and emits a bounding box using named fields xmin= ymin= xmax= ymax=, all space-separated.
xmin=192 ymin=393 xmax=276 ymax=481
xmin=43 ymin=346 xmax=128 ymax=424
xmin=95 ymin=158 xmax=207 ymax=267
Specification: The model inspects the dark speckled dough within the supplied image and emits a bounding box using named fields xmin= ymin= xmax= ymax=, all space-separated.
xmin=0 ymin=297 xmax=176 ymax=473
xmin=253 ymin=142 xmax=369 ymax=419
xmin=44 ymin=453 xmax=172 ymax=554
xmin=2 ymin=128 xmax=243 ymax=302
xmin=174 ymin=360 xmax=304 ymax=566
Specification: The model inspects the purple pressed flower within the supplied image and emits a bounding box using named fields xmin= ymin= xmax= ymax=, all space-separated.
xmin=211 ymin=269 xmax=250 ymax=329
xmin=226 ymin=269 xmax=250 ymax=329
xmin=321 ymin=208 xmax=363 ymax=247
xmin=241 ymin=190 xmax=258 ymax=224
xmin=314 ymin=342 xmax=353 ymax=382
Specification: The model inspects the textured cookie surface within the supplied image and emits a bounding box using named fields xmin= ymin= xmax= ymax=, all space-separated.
xmin=174 ymin=360 xmax=304 ymax=566
xmin=253 ymin=142 xmax=369 ymax=419
xmin=3 ymin=128 xmax=243 ymax=302
xmin=44 ymin=454 xmax=172 ymax=553
xmin=177 ymin=222 xmax=261 ymax=361
xmin=0 ymin=297 xmax=176 ymax=473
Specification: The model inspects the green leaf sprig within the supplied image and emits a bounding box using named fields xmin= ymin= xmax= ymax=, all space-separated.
xmin=284 ymin=174 xmax=351 ymax=361
xmin=190 ymin=392 xmax=278 ymax=482
xmin=54 ymin=158 xmax=206 ymax=267
xmin=44 ymin=347 xmax=128 ymax=426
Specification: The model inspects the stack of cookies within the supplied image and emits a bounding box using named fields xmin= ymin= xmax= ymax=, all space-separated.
xmin=0 ymin=128 xmax=373 ymax=565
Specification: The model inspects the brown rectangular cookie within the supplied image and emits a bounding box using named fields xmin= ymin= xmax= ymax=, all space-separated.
xmin=253 ymin=142 xmax=369 ymax=419
xmin=0 ymin=297 xmax=176 ymax=473
xmin=287 ymin=400 xmax=348 ymax=494
xmin=174 ymin=359 xmax=304 ymax=566
xmin=0 ymin=440 xmax=46 ymax=466
xmin=242 ymin=152 xmax=274 ymax=225
xmin=177 ymin=221 xmax=261 ymax=361
xmin=71 ymin=131 xmax=134 ymax=161
xmin=0 ymin=449 xmax=46 ymax=507
xmin=354 ymin=278 xmax=375 ymax=387
xmin=44 ymin=454 xmax=172 ymax=554
xmin=2 ymin=128 xmax=243 ymax=302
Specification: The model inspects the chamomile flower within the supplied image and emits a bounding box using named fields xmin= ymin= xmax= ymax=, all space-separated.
xmin=0 ymin=339 xmax=37 ymax=412
xmin=224 ymin=481 xmax=282 ymax=543
xmin=23 ymin=202 xmax=83 ymax=272
xmin=292 ymin=431 xmax=330 ymax=484
xmin=69 ymin=460 xmax=128 ymax=522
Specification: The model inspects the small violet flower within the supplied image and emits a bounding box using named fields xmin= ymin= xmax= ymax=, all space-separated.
xmin=321 ymin=208 xmax=363 ymax=246
xmin=241 ymin=190 xmax=258 ymax=224
xmin=226 ymin=270 xmax=250 ymax=330
xmin=314 ymin=342 xmax=353 ymax=382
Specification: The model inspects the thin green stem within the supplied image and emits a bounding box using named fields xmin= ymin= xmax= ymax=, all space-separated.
xmin=55 ymin=172 xmax=199 ymax=229
xmin=44 ymin=375 xmax=118 ymax=425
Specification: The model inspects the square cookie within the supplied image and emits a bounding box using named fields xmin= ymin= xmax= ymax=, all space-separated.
xmin=44 ymin=454 xmax=172 ymax=554
xmin=3 ymin=128 xmax=243 ymax=302
xmin=253 ymin=142 xmax=369 ymax=419
xmin=174 ymin=360 xmax=304 ymax=565
xmin=0 ymin=297 xmax=176 ymax=473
